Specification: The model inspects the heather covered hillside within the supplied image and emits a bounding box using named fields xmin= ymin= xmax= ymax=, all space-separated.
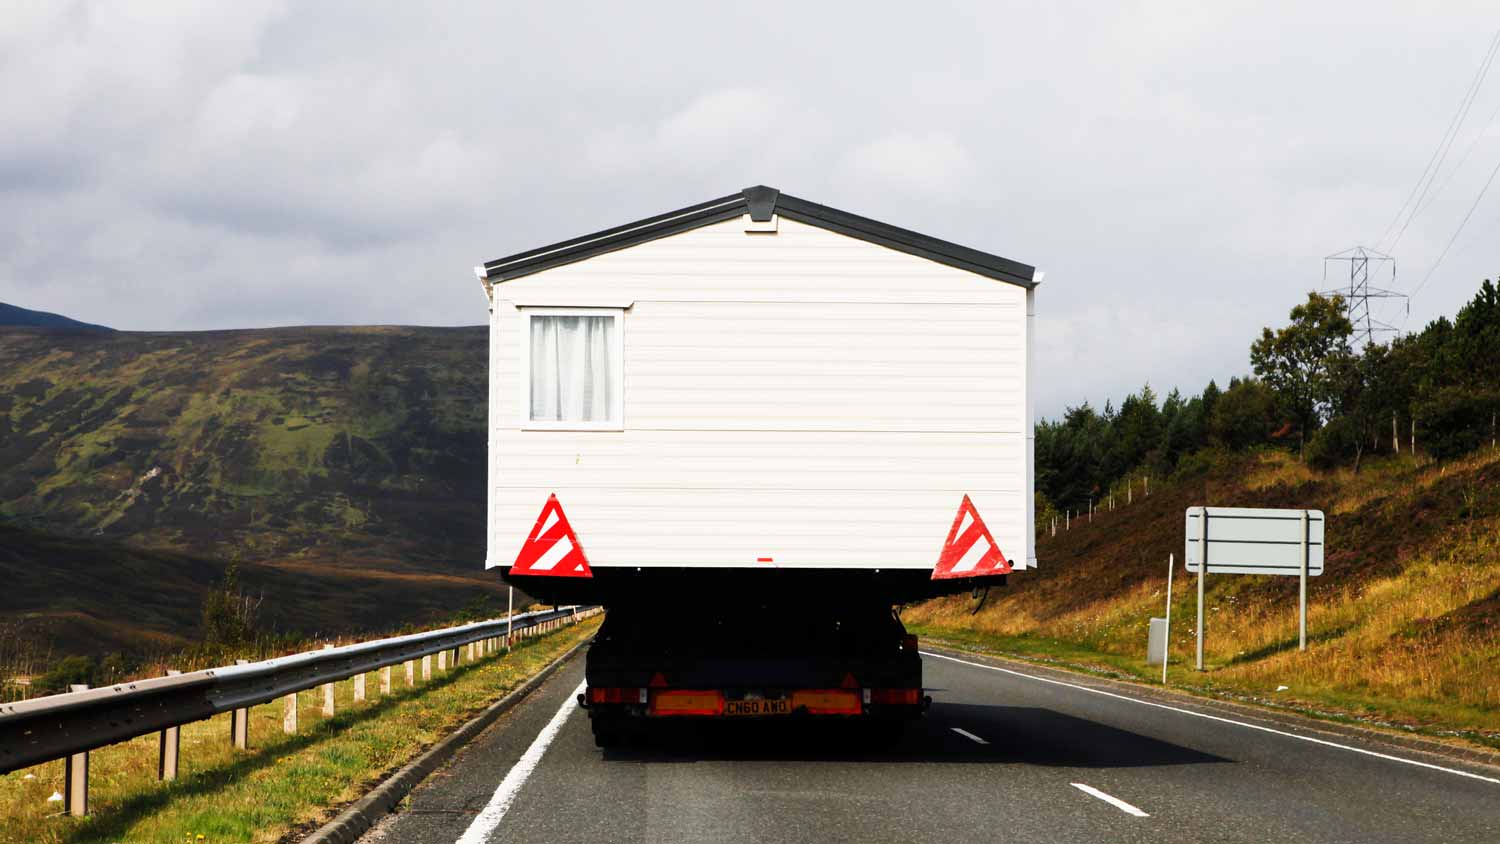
xmin=908 ymin=447 xmax=1500 ymax=744
xmin=0 ymin=325 xmax=512 ymax=657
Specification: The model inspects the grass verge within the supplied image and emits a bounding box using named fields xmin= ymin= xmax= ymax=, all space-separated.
xmin=1 ymin=617 xmax=598 ymax=844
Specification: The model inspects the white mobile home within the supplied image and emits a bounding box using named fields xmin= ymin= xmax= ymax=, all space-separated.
xmin=475 ymin=186 xmax=1039 ymax=603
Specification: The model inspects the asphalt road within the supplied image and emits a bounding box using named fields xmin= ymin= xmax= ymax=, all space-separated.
xmin=361 ymin=650 xmax=1500 ymax=844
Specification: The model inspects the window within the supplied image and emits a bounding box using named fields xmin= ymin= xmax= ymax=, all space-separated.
xmin=523 ymin=310 xmax=623 ymax=428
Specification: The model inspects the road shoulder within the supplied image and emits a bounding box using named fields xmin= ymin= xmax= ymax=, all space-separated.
xmin=301 ymin=637 xmax=591 ymax=844
xmin=920 ymin=642 xmax=1500 ymax=776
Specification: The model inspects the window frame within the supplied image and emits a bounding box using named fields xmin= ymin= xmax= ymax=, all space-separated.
xmin=518 ymin=307 xmax=625 ymax=431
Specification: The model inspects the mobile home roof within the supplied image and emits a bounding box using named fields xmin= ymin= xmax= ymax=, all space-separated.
xmin=477 ymin=185 xmax=1038 ymax=289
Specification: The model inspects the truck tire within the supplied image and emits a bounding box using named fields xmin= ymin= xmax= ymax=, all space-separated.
xmin=591 ymin=717 xmax=624 ymax=749
xmin=868 ymin=721 xmax=905 ymax=748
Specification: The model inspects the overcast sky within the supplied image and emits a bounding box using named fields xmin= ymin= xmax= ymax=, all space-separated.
xmin=3 ymin=2 xmax=1498 ymax=417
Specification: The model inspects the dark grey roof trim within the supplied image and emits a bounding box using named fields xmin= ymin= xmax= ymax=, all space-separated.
xmin=480 ymin=185 xmax=1036 ymax=288
xmin=742 ymin=185 xmax=779 ymax=221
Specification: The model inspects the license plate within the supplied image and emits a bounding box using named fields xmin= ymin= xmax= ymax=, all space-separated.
xmin=724 ymin=698 xmax=790 ymax=716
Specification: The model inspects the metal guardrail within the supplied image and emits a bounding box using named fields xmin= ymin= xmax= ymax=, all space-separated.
xmin=0 ymin=605 xmax=598 ymax=801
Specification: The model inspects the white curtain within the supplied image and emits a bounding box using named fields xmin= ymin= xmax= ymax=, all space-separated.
xmin=530 ymin=315 xmax=616 ymax=422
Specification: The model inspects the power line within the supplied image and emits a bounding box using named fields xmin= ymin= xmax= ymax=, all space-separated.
xmin=1409 ymin=150 xmax=1500 ymax=300
xmin=1378 ymin=27 xmax=1500 ymax=253
xmin=1416 ymin=95 xmax=1500 ymax=216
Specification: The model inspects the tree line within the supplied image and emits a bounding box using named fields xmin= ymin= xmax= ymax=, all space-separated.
xmin=1035 ymin=277 xmax=1500 ymax=520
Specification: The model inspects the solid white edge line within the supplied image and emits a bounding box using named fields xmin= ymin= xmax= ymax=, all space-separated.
xmin=455 ymin=680 xmax=586 ymax=844
xmin=922 ymin=651 xmax=1500 ymax=786
xmin=1071 ymin=782 xmax=1150 ymax=817
xmin=951 ymin=727 xmax=989 ymax=745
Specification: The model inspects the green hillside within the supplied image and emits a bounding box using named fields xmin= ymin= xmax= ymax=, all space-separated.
xmin=0 ymin=325 xmax=512 ymax=658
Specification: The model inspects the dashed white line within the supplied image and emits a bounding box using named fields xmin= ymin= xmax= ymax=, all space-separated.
xmin=455 ymin=680 xmax=585 ymax=844
xmin=922 ymin=650 xmax=1500 ymax=786
xmin=951 ymin=727 xmax=989 ymax=745
xmin=1072 ymin=782 xmax=1150 ymax=817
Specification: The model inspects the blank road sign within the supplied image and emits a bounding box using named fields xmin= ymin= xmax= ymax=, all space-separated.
xmin=1185 ymin=507 xmax=1325 ymax=576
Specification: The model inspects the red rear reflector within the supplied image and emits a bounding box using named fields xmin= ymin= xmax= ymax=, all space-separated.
xmin=791 ymin=689 xmax=862 ymax=715
xmin=869 ymin=688 xmax=921 ymax=706
xmin=839 ymin=672 xmax=859 ymax=689
xmin=588 ymin=687 xmax=645 ymax=705
xmin=648 ymin=672 xmax=669 ymax=688
xmin=649 ymin=690 xmax=724 ymax=716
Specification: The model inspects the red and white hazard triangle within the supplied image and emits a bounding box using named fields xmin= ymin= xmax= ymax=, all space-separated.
xmin=511 ymin=494 xmax=592 ymax=578
xmin=931 ymin=495 xmax=1012 ymax=580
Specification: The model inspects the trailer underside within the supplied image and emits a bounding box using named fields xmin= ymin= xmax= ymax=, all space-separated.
xmin=499 ymin=567 xmax=1007 ymax=607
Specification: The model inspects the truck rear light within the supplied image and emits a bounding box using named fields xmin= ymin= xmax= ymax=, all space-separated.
xmin=649 ymin=690 xmax=725 ymax=716
xmin=790 ymin=689 xmax=862 ymax=715
xmin=588 ymin=687 xmax=647 ymax=705
xmin=900 ymin=634 xmax=919 ymax=651
xmin=868 ymin=688 xmax=921 ymax=706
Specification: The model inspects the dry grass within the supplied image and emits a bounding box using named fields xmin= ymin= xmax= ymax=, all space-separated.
xmin=0 ymin=618 xmax=599 ymax=844
xmin=906 ymin=447 xmax=1500 ymax=744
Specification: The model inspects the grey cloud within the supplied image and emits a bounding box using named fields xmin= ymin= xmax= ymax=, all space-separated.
xmin=2 ymin=1 xmax=1499 ymax=417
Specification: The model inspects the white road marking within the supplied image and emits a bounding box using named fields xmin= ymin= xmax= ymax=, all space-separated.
xmin=951 ymin=727 xmax=989 ymax=745
xmin=455 ymin=680 xmax=585 ymax=844
xmin=1072 ymin=782 xmax=1150 ymax=817
xmin=922 ymin=651 xmax=1500 ymax=786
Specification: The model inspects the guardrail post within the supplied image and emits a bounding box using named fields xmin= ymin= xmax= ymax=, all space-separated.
xmin=284 ymin=691 xmax=298 ymax=734
xmin=322 ymin=645 xmax=336 ymax=716
xmin=159 ymin=670 xmax=181 ymax=780
xmin=231 ymin=659 xmax=250 ymax=749
xmin=437 ymin=650 xmax=447 ymax=672
xmin=405 ymin=659 xmax=415 ymax=686
xmin=354 ymin=672 xmax=366 ymax=703
xmin=381 ymin=665 xmax=392 ymax=695
xmin=422 ymin=654 xmax=432 ymax=681
xmin=65 ymin=684 xmax=89 ymax=816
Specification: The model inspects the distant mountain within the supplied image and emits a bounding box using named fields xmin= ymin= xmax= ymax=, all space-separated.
xmin=0 ymin=301 xmax=113 ymax=331
xmin=0 ymin=324 xmax=523 ymax=657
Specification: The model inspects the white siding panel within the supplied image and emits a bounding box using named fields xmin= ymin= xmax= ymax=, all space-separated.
xmin=485 ymin=214 xmax=1033 ymax=572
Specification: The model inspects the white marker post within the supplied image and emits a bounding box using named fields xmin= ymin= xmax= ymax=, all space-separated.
xmin=1299 ymin=509 xmax=1309 ymax=651
xmin=1163 ymin=553 xmax=1174 ymax=684
xmin=507 ymin=586 xmax=514 ymax=650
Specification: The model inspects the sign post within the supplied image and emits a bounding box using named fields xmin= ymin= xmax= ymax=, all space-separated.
xmin=1299 ymin=509 xmax=1309 ymax=651
xmin=1163 ymin=553 xmax=1173 ymax=683
xmin=1196 ymin=512 xmax=1206 ymax=671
